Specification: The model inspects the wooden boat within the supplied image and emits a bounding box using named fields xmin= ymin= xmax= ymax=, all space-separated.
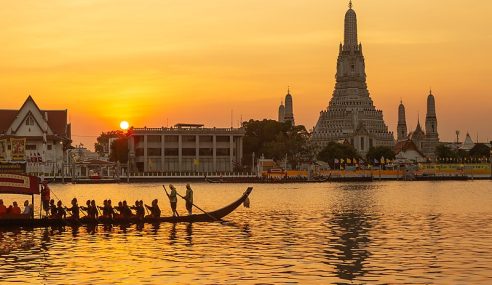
xmin=0 ymin=184 xmax=253 ymax=228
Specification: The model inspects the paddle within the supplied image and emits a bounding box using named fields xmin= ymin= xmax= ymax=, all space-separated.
xmin=162 ymin=185 xmax=179 ymax=217
xmin=175 ymin=188 xmax=223 ymax=223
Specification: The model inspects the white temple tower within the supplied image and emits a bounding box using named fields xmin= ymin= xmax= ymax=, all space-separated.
xmin=423 ymin=90 xmax=439 ymax=158
xmin=311 ymin=1 xmax=394 ymax=155
xmin=283 ymin=89 xmax=295 ymax=126
xmin=278 ymin=101 xmax=285 ymax=123
xmin=397 ymin=100 xmax=408 ymax=141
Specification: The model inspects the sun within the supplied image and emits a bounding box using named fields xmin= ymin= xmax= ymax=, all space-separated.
xmin=120 ymin=121 xmax=129 ymax=130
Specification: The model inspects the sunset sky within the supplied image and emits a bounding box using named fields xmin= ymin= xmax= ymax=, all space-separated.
xmin=0 ymin=0 xmax=491 ymax=148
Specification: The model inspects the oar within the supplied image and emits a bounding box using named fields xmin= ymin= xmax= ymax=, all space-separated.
xmin=175 ymin=191 xmax=223 ymax=223
xmin=162 ymin=186 xmax=179 ymax=217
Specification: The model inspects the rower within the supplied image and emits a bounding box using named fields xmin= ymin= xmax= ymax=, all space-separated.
xmin=90 ymin=200 xmax=99 ymax=219
xmin=22 ymin=200 xmax=33 ymax=216
xmin=184 ymin=184 xmax=194 ymax=215
xmin=80 ymin=200 xmax=91 ymax=217
xmin=136 ymin=200 xmax=145 ymax=219
xmin=168 ymin=184 xmax=178 ymax=217
xmin=145 ymin=199 xmax=161 ymax=218
xmin=49 ymin=199 xmax=57 ymax=218
xmin=0 ymin=199 xmax=7 ymax=217
xmin=107 ymin=200 xmax=115 ymax=218
xmin=41 ymin=181 xmax=51 ymax=217
xmin=114 ymin=201 xmax=123 ymax=218
xmin=66 ymin=198 xmax=80 ymax=220
xmin=121 ymin=200 xmax=132 ymax=218
xmin=56 ymin=201 xmax=66 ymax=219
xmin=11 ymin=202 xmax=21 ymax=215
xmin=98 ymin=200 xmax=109 ymax=218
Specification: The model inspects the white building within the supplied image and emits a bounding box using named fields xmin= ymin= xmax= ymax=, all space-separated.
xmin=128 ymin=124 xmax=245 ymax=173
xmin=0 ymin=96 xmax=71 ymax=175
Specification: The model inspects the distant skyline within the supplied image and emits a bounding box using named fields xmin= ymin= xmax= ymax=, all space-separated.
xmin=0 ymin=0 xmax=491 ymax=148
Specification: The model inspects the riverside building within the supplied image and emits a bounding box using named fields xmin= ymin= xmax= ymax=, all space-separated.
xmin=311 ymin=1 xmax=394 ymax=155
xmin=128 ymin=124 xmax=245 ymax=173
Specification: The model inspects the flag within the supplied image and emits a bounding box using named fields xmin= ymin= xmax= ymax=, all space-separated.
xmin=374 ymin=159 xmax=378 ymax=164
xmin=353 ymin=158 xmax=357 ymax=164
xmin=386 ymin=158 xmax=391 ymax=164
xmin=334 ymin=158 xmax=339 ymax=164
xmin=380 ymin=157 xmax=385 ymax=164
xmin=347 ymin=158 xmax=352 ymax=164
xmin=341 ymin=159 xmax=345 ymax=164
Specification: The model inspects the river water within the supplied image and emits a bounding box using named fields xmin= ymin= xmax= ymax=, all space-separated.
xmin=1 ymin=181 xmax=492 ymax=284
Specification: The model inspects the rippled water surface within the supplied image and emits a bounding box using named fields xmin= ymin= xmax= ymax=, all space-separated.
xmin=1 ymin=181 xmax=492 ymax=284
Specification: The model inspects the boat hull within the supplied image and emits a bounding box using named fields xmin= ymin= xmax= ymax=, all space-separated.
xmin=0 ymin=187 xmax=253 ymax=228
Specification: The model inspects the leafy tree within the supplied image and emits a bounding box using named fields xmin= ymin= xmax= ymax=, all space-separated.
xmin=469 ymin=143 xmax=490 ymax=158
xmin=366 ymin=146 xmax=395 ymax=163
xmin=317 ymin=142 xmax=360 ymax=167
xmin=435 ymin=144 xmax=457 ymax=160
xmin=242 ymin=120 xmax=311 ymax=169
xmin=95 ymin=130 xmax=130 ymax=163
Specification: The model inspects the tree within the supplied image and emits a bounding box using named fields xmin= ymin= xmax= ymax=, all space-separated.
xmin=366 ymin=146 xmax=395 ymax=163
xmin=242 ymin=120 xmax=311 ymax=169
xmin=435 ymin=144 xmax=457 ymax=160
xmin=469 ymin=143 xmax=490 ymax=158
xmin=95 ymin=130 xmax=129 ymax=163
xmin=317 ymin=142 xmax=360 ymax=168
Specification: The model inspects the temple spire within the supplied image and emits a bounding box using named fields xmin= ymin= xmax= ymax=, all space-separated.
xmin=343 ymin=0 xmax=358 ymax=50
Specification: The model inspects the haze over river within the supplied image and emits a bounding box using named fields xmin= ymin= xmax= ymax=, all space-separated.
xmin=1 ymin=181 xmax=492 ymax=284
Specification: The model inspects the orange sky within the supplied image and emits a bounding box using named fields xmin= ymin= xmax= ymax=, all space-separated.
xmin=0 ymin=0 xmax=491 ymax=148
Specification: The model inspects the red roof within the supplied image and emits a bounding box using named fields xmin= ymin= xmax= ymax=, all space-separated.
xmin=394 ymin=140 xmax=425 ymax=157
xmin=0 ymin=96 xmax=70 ymax=138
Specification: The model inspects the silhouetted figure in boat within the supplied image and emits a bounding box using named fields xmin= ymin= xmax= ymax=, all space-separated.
xmin=145 ymin=199 xmax=161 ymax=218
xmin=41 ymin=181 xmax=50 ymax=217
xmin=49 ymin=199 xmax=57 ymax=218
xmin=184 ymin=184 xmax=194 ymax=215
xmin=56 ymin=201 xmax=66 ymax=219
xmin=23 ymin=200 xmax=33 ymax=217
xmin=0 ymin=199 xmax=7 ymax=217
xmin=121 ymin=200 xmax=132 ymax=218
xmin=80 ymin=200 xmax=91 ymax=217
xmin=10 ymin=202 xmax=21 ymax=215
xmin=90 ymin=200 xmax=99 ymax=219
xmin=66 ymin=198 xmax=80 ymax=220
xmin=114 ymin=201 xmax=124 ymax=218
xmin=168 ymin=184 xmax=178 ymax=217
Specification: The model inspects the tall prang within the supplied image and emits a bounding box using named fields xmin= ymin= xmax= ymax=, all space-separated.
xmin=397 ymin=100 xmax=408 ymax=141
xmin=284 ymin=89 xmax=295 ymax=125
xmin=278 ymin=101 xmax=285 ymax=123
xmin=423 ymin=90 xmax=439 ymax=158
xmin=311 ymin=1 xmax=394 ymax=155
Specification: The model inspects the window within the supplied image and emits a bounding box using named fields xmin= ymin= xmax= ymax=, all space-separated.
xmin=199 ymin=148 xmax=213 ymax=156
xmin=216 ymin=136 xmax=230 ymax=142
xmin=216 ymin=148 xmax=230 ymax=156
xmin=164 ymin=148 xmax=178 ymax=156
xmin=182 ymin=148 xmax=196 ymax=156
xmin=164 ymin=136 xmax=178 ymax=143
xmin=147 ymin=135 xmax=161 ymax=143
xmin=47 ymin=145 xmax=52 ymax=150
xmin=360 ymin=137 xmax=365 ymax=151
xmin=135 ymin=148 xmax=144 ymax=156
xmin=147 ymin=148 xmax=162 ymax=156
xmin=25 ymin=116 xmax=34 ymax=126
xmin=182 ymin=136 xmax=196 ymax=143
xmin=26 ymin=145 xmax=37 ymax=150
xmin=200 ymin=136 xmax=213 ymax=143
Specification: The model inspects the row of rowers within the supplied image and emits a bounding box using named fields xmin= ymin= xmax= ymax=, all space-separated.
xmin=0 ymin=199 xmax=33 ymax=217
xmin=40 ymin=184 xmax=194 ymax=220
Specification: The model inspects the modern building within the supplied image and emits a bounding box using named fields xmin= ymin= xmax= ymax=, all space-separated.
xmin=0 ymin=96 xmax=71 ymax=175
xmin=277 ymin=89 xmax=295 ymax=125
xmin=403 ymin=90 xmax=440 ymax=159
xmin=311 ymin=1 xmax=394 ymax=155
xmin=128 ymin=124 xmax=245 ymax=173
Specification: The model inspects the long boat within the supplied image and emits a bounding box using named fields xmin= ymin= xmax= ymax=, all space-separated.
xmin=205 ymin=177 xmax=330 ymax=184
xmin=0 ymin=174 xmax=253 ymax=228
